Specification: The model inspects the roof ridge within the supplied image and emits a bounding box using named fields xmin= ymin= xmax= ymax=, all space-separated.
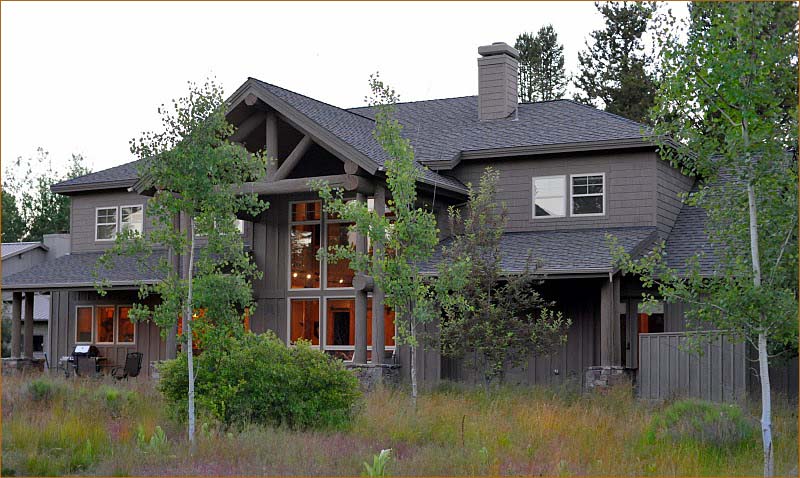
xmin=249 ymin=77 xmax=376 ymax=123
xmin=346 ymin=94 xmax=477 ymax=111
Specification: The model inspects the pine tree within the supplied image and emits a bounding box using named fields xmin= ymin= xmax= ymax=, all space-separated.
xmin=515 ymin=25 xmax=567 ymax=102
xmin=573 ymin=1 xmax=658 ymax=123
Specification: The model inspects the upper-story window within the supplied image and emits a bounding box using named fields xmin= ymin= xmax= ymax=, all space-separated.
xmin=532 ymin=176 xmax=566 ymax=218
xmin=290 ymin=201 xmax=322 ymax=289
xmin=571 ymin=173 xmax=605 ymax=216
xmin=96 ymin=207 xmax=118 ymax=241
xmin=121 ymin=205 xmax=144 ymax=234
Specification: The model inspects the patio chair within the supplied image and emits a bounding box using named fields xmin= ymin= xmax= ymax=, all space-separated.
xmin=111 ymin=352 xmax=143 ymax=381
xmin=74 ymin=356 xmax=99 ymax=378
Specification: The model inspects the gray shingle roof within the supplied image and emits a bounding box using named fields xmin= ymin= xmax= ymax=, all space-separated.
xmin=2 ymin=242 xmax=46 ymax=259
xmin=51 ymin=161 xmax=141 ymax=192
xmin=423 ymin=226 xmax=658 ymax=275
xmin=349 ymin=97 xmax=651 ymax=165
xmin=2 ymin=251 xmax=163 ymax=290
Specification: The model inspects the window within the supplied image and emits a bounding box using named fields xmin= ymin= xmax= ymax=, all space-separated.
xmin=117 ymin=306 xmax=135 ymax=343
xmin=96 ymin=306 xmax=115 ymax=343
xmin=326 ymin=221 xmax=356 ymax=288
xmin=289 ymin=298 xmax=320 ymax=345
xmin=120 ymin=205 xmax=144 ymax=235
xmin=76 ymin=307 xmax=93 ymax=343
xmin=235 ymin=219 xmax=245 ymax=234
xmin=532 ymin=176 xmax=566 ymax=218
xmin=290 ymin=201 xmax=322 ymax=289
xmin=571 ymin=174 xmax=605 ymax=216
xmin=637 ymin=301 xmax=664 ymax=334
xmin=96 ymin=207 xmax=118 ymax=240
xmin=323 ymin=298 xmax=396 ymax=361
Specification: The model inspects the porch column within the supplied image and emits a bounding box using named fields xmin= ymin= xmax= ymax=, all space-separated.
xmin=371 ymin=185 xmax=386 ymax=365
xmin=23 ymin=291 xmax=35 ymax=359
xmin=10 ymin=292 xmax=22 ymax=359
xmin=353 ymin=192 xmax=368 ymax=364
xmin=265 ymin=111 xmax=279 ymax=176
xmin=600 ymin=273 xmax=622 ymax=367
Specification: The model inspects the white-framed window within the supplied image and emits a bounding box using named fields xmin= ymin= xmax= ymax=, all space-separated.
xmin=75 ymin=306 xmax=94 ymax=343
xmin=120 ymin=205 xmax=144 ymax=235
xmin=288 ymin=297 xmax=321 ymax=346
xmin=570 ymin=173 xmax=605 ymax=216
xmin=95 ymin=207 xmax=118 ymax=241
xmin=532 ymin=175 xmax=566 ymax=218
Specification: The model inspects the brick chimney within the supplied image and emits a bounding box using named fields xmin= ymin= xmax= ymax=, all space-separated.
xmin=477 ymin=42 xmax=520 ymax=121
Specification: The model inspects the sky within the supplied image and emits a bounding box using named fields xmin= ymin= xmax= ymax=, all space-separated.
xmin=1 ymin=1 xmax=689 ymax=179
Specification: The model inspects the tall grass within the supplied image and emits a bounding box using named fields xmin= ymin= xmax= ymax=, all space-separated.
xmin=2 ymin=374 xmax=796 ymax=476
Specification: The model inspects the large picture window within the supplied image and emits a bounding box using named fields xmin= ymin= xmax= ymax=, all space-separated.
xmin=96 ymin=207 xmax=118 ymax=240
xmin=326 ymin=221 xmax=356 ymax=288
xmin=532 ymin=176 xmax=566 ymax=218
xmin=571 ymin=174 xmax=605 ymax=216
xmin=289 ymin=298 xmax=320 ymax=345
xmin=290 ymin=201 xmax=322 ymax=289
xmin=117 ymin=306 xmax=135 ymax=343
xmin=120 ymin=205 xmax=144 ymax=234
xmin=76 ymin=306 xmax=93 ymax=343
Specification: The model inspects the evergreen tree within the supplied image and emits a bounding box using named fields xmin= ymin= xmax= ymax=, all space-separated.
xmin=573 ymin=1 xmax=658 ymax=123
xmin=515 ymin=25 xmax=567 ymax=102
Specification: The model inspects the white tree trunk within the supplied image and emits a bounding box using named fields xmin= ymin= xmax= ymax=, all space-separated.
xmin=185 ymin=219 xmax=197 ymax=450
xmin=757 ymin=331 xmax=774 ymax=477
xmin=410 ymin=318 xmax=418 ymax=409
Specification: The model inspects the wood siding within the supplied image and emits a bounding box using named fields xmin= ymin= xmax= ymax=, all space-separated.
xmin=2 ymin=248 xmax=47 ymax=278
xmin=655 ymin=159 xmax=695 ymax=238
xmin=638 ymin=331 xmax=747 ymax=402
xmin=451 ymin=150 xmax=659 ymax=232
xmin=441 ymin=279 xmax=601 ymax=387
xmin=46 ymin=289 xmax=165 ymax=378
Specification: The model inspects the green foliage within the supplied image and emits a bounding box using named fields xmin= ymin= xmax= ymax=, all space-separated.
xmin=135 ymin=425 xmax=169 ymax=453
xmin=27 ymin=378 xmax=61 ymax=402
xmin=437 ymin=168 xmax=571 ymax=387
xmin=646 ymin=399 xmax=757 ymax=448
xmin=362 ymin=448 xmax=392 ymax=477
xmin=515 ymin=24 xmax=567 ymax=102
xmin=315 ymin=73 xmax=440 ymax=398
xmin=573 ymin=1 xmax=659 ymax=123
xmin=158 ymin=331 xmax=361 ymax=429
xmin=2 ymin=149 xmax=91 ymax=241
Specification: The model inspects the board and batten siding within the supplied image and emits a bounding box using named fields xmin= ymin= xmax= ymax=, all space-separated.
xmin=450 ymin=150 xmax=660 ymax=233
xmin=46 ymin=289 xmax=166 ymax=377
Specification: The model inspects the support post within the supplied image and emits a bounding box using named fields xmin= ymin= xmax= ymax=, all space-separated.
xmin=11 ymin=292 xmax=22 ymax=359
xmin=600 ymin=273 xmax=622 ymax=367
xmin=353 ymin=192 xmax=368 ymax=364
xmin=24 ymin=291 xmax=35 ymax=359
xmin=265 ymin=111 xmax=279 ymax=176
xmin=371 ymin=185 xmax=386 ymax=365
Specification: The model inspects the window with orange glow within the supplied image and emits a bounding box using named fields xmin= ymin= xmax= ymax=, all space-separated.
xmin=290 ymin=299 xmax=320 ymax=345
xmin=76 ymin=307 xmax=93 ymax=343
xmin=326 ymin=222 xmax=356 ymax=288
xmin=117 ymin=306 xmax=135 ymax=343
xmin=95 ymin=306 xmax=115 ymax=343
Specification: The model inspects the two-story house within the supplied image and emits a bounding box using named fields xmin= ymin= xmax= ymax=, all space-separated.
xmin=7 ymin=42 xmax=788 ymax=399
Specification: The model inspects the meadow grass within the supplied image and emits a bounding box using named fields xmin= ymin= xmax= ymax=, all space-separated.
xmin=1 ymin=373 xmax=796 ymax=476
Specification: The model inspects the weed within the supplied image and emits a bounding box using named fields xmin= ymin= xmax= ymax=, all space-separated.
xmin=362 ymin=448 xmax=391 ymax=476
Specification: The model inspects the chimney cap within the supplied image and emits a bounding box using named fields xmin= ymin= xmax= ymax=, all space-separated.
xmin=478 ymin=42 xmax=519 ymax=60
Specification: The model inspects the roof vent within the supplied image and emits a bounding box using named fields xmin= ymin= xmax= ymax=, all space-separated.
xmin=477 ymin=42 xmax=519 ymax=121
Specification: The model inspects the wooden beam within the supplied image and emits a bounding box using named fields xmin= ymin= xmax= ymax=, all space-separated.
xmin=230 ymin=112 xmax=266 ymax=143
xmin=272 ymin=135 xmax=313 ymax=181
xmin=353 ymin=274 xmax=374 ymax=292
xmin=244 ymin=92 xmax=258 ymax=106
xmin=238 ymin=174 xmax=374 ymax=196
xmin=342 ymin=159 xmax=359 ymax=175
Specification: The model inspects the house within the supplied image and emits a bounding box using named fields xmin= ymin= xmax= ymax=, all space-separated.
xmin=3 ymin=42 xmax=793 ymax=399
xmin=2 ymin=234 xmax=70 ymax=361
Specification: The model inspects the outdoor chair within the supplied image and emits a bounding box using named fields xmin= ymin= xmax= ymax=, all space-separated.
xmin=74 ymin=355 xmax=99 ymax=378
xmin=111 ymin=352 xmax=143 ymax=380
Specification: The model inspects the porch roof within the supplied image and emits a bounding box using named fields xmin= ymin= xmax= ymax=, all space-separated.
xmin=422 ymin=226 xmax=658 ymax=276
xmin=1 ymin=251 xmax=163 ymax=291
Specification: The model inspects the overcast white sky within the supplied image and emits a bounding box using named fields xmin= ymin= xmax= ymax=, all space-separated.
xmin=2 ymin=1 xmax=689 ymax=178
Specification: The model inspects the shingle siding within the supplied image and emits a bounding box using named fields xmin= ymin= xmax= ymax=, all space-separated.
xmin=70 ymin=190 xmax=154 ymax=253
xmin=452 ymin=150 xmax=660 ymax=233
xmin=656 ymin=159 xmax=695 ymax=238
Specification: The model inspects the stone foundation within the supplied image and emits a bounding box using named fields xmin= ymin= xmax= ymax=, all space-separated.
xmin=345 ymin=363 xmax=401 ymax=391
xmin=584 ymin=366 xmax=633 ymax=392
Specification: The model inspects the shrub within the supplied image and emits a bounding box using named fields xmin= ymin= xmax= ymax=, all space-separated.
xmin=159 ymin=331 xmax=361 ymax=429
xmin=645 ymin=399 xmax=757 ymax=447
xmin=27 ymin=378 xmax=59 ymax=402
